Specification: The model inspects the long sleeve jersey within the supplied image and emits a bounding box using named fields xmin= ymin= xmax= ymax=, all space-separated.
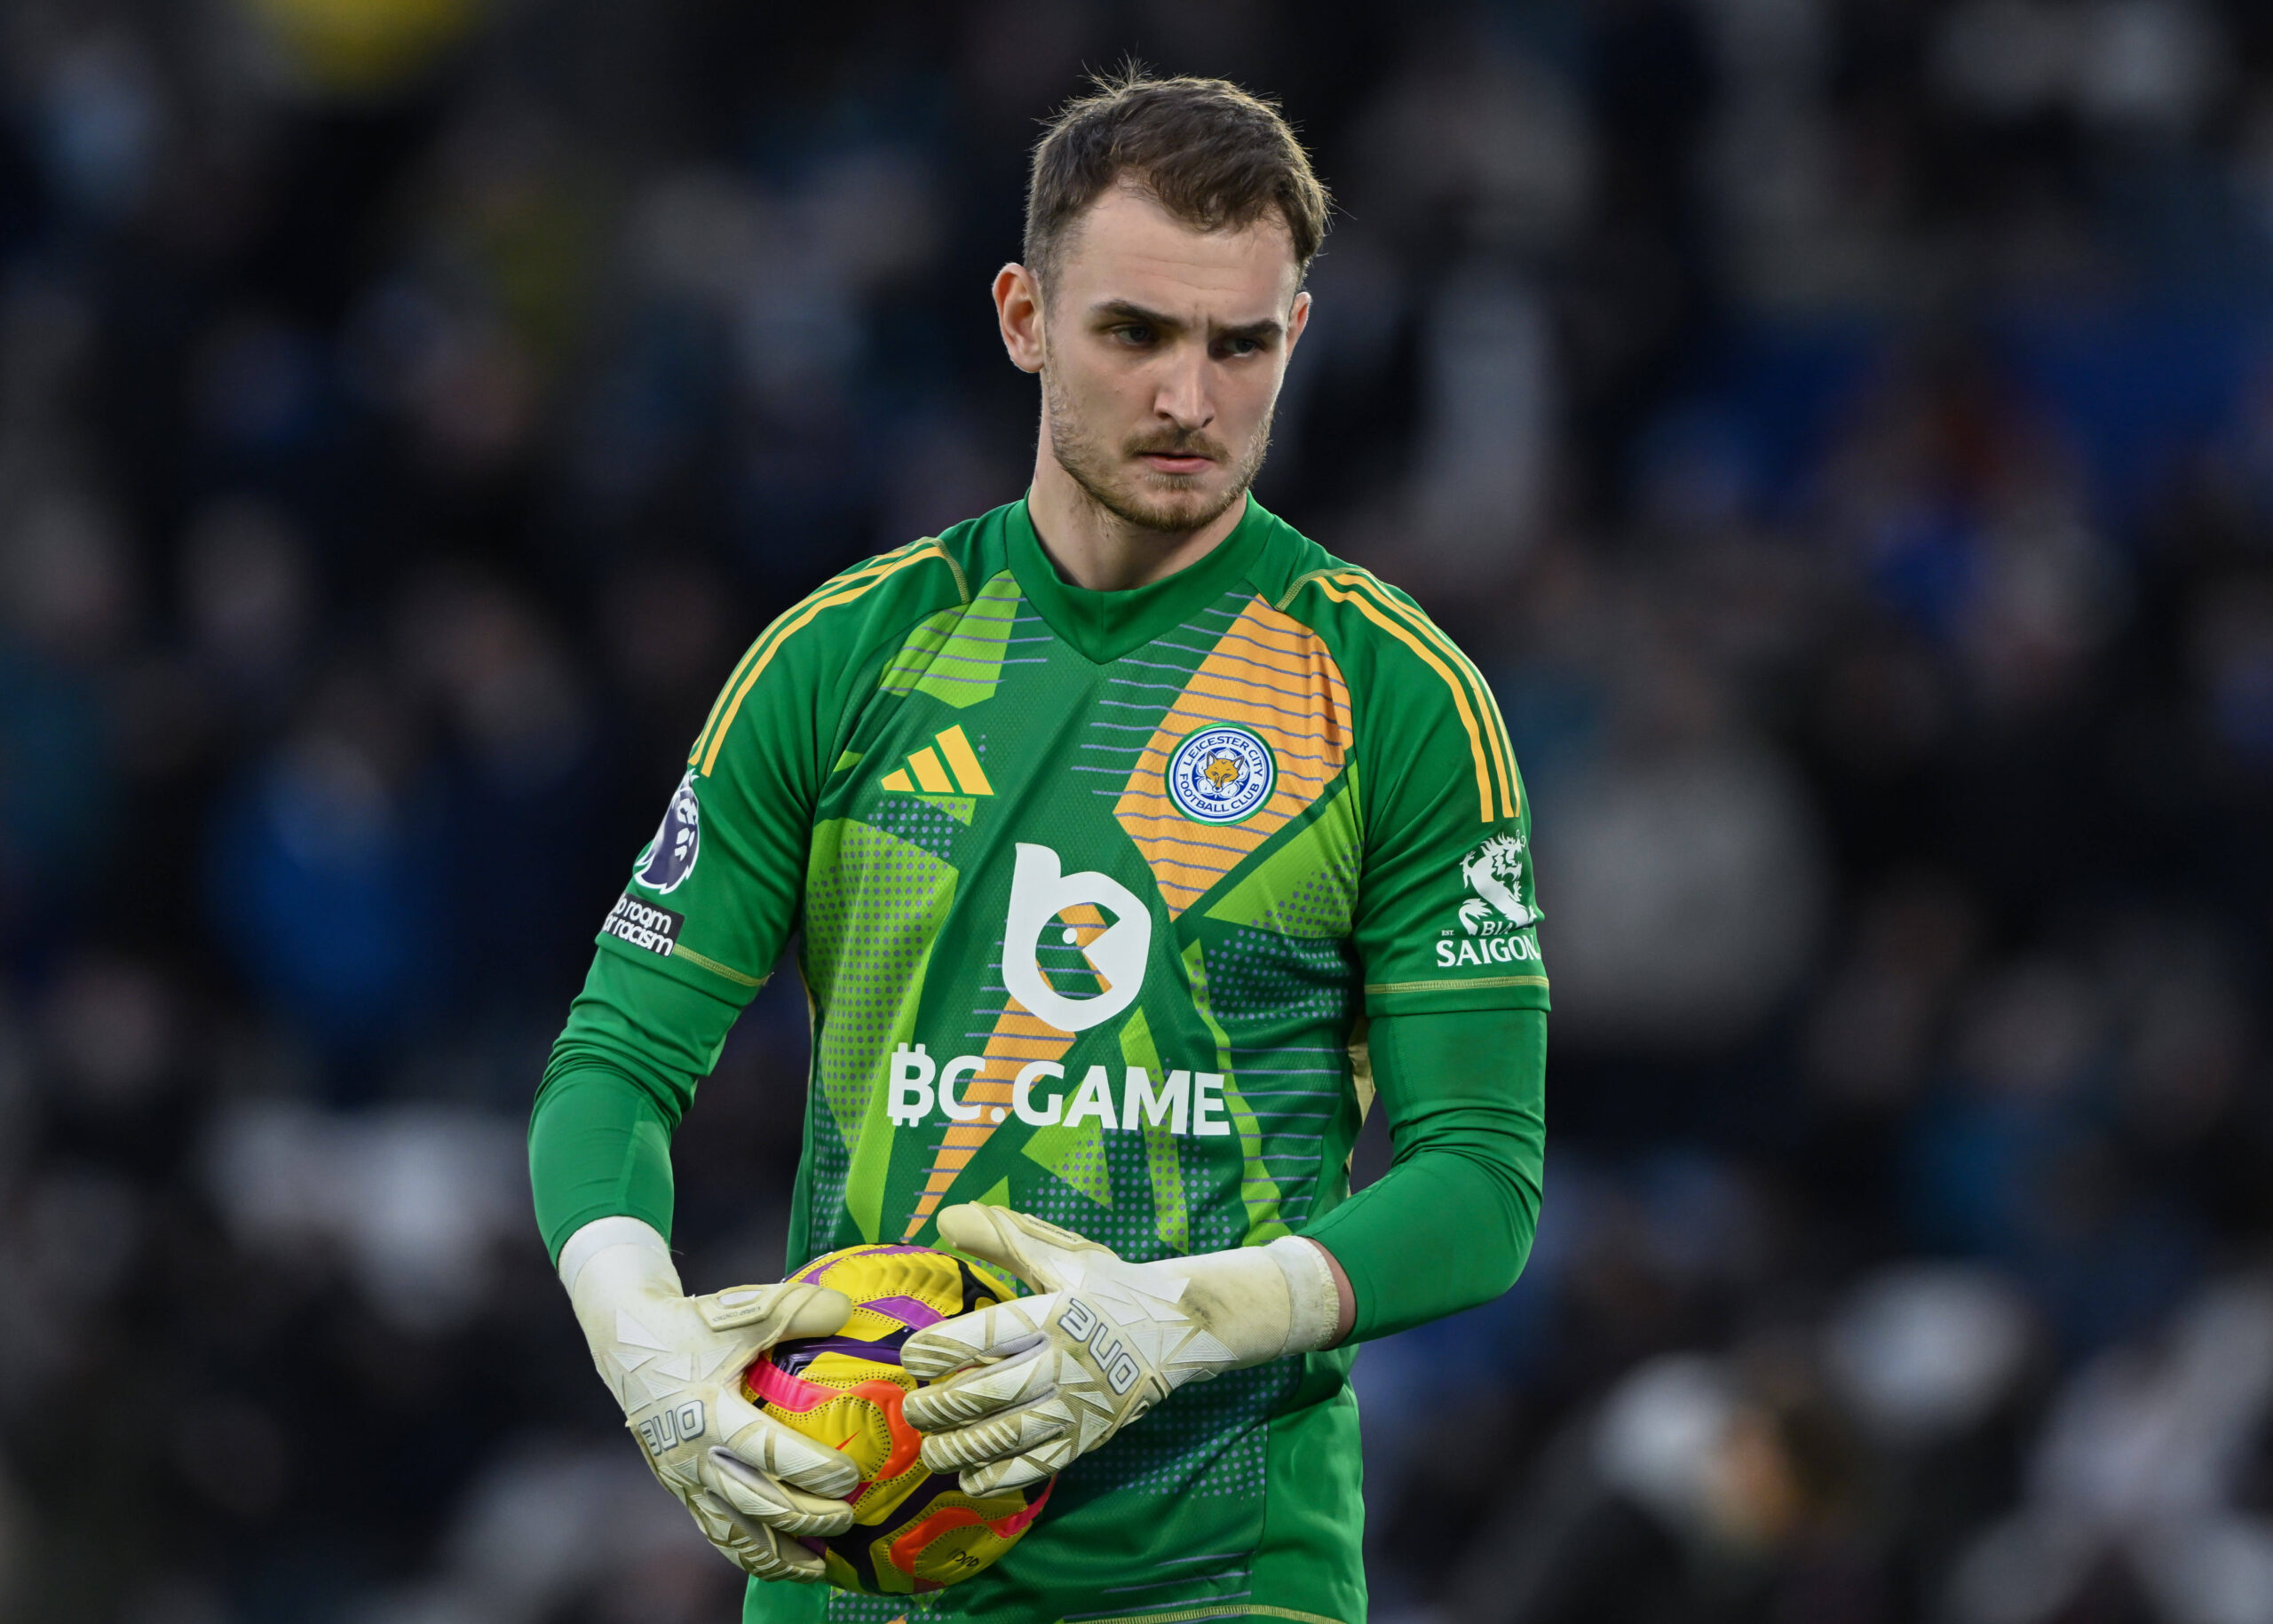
xmin=530 ymin=494 xmax=1547 ymax=1624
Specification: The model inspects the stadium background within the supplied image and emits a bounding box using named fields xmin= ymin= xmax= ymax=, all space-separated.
xmin=4 ymin=0 xmax=2273 ymax=1620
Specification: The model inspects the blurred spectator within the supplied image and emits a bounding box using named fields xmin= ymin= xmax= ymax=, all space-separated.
xmin=203 ymin=1099 xmax=525 ymax=1334
xmin=204 ymin=661 xmax=450 ymax=1071
xmin=0 ymin=481 xmax=131 ymax=945
xmin=1944 ymin=1277 xmax=2273 ymax=1624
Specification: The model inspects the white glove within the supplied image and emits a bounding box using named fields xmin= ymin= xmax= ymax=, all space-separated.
xmin=559 ymin=1216 xmax=860 ymax=1581
xmin=899 ymin=1205 xmax=1343 ymax=1492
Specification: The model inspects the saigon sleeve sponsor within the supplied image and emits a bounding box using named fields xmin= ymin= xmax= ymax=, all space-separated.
xmin=602 ymin=891 xmax=685 ymax=957
xmin=1436 ymin=931 xmax=1542 ymax=969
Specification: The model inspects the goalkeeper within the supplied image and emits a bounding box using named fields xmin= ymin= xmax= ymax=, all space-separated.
xmin=532 ymin=71 xmax=1548 ymax=1624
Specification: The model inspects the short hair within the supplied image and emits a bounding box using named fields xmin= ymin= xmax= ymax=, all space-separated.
xmin=1023 ymin=69 xmax=1330 ymax=294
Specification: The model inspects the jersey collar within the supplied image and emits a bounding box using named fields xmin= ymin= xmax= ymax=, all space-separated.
xmin=1007 ymin=491 xmax=1277 ymax=665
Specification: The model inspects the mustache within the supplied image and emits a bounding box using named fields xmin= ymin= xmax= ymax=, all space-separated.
xmin=1125 ymin=431 xmax=1226 ymax=462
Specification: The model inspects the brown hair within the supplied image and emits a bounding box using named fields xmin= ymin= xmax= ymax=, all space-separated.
xmin=1023 ymin=68 xmax=1330 ymax=292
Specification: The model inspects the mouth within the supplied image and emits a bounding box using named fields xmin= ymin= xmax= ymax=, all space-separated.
xmin=1136 ymin=450 xmax=1214 ymax=477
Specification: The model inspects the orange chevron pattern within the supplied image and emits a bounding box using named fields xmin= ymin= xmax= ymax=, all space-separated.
xmin=1113 ymin=599 xmax=1353 ymax=916
xmin=900 ymin=903 xmax=1108 ymax=1238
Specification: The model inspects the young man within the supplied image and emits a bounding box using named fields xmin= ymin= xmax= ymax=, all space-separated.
xmin=531 ymin=73 xmax=1548 ymax=1624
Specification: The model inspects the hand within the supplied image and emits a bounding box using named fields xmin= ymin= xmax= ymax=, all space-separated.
xmin=561 ymin=1218 xmax=860 ymax=1580
xmin=899 ymin=1205 xmax=1342 ymax=1492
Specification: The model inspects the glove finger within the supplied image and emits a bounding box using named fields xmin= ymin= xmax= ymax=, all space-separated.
xmin=717 ymin=1391 xmax=861 ymax=1498
xmin=915 ymin=1396 xmax=1073 ymax=1474
xmin=737 ymin=1520 xmax=829 ymax=1583
xmin=936 ymin=1204 xmax=1084 ymax=1292
xmin=698 ymin=1282 xmax=852 ymax=1346
xmin=701 ymin=1448 xmax=855 ymax=1538
xmin=902 ymin=1340 xmax=1056 ymax=1430
xmin=957 ymin=1431 xmax=1078 ymax=1494
xmin=900 ymin=1297 xmax=1053 ymax=1383
xmin=684 ymin=1487 xmax=828 ymax=1581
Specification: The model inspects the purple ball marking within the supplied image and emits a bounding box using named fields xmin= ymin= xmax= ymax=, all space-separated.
xmin=859 ymin=1294 xmax=946 ymax=1329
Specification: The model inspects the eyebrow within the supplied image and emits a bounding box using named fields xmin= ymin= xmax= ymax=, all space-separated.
xmin=1089 ymin=299 xmax=1285 ymax=344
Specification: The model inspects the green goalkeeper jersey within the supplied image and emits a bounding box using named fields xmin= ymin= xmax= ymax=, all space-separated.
xmin=542 ymin=494 xmax=1545 ymax=1624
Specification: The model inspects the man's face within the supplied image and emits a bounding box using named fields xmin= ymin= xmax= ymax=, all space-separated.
xmin=1034 ymin=185 xmax=1309 ymax=534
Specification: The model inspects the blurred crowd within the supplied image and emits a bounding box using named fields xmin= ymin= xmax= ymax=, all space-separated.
xmin=4 ymin=1 xmax=2273 ymax=1620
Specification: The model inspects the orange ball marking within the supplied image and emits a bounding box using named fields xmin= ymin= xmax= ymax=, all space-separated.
xmin=845 ymin=1377 xmax=923 ymax=1501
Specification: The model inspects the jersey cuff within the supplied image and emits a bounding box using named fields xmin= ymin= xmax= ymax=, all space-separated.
xmin=1362 ymin=976 xmax=1550 ymax=1018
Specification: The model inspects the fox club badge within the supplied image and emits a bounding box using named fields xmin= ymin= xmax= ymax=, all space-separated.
xmin=1167 ymin=725 xmax=1275 ymax=824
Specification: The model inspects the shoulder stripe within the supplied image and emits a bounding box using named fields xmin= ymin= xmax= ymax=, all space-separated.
xmin=1279 ymin=566 xmax=1520 ymax=819
xmin=1272 ymin=566 xmax=1343 ymax=614
xmin=1294 ymin=575 xmax=1497 ymax=822
xmin=686 ymin=538 xmax=940 ymax=764
xmin=690 ymin=540 xmax=964 ymax=776
xmin=1326 ymin=572 xmax=1519 ymax=819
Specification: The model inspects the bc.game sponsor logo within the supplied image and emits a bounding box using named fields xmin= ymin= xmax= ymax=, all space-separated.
xmin=604 ymin=892 xmax=685 ymax=957
xmin=1001 ymin=843 xmax=1151 ymax=1034
xmin=885 ymin=1042 xmax=1233 ymax=1137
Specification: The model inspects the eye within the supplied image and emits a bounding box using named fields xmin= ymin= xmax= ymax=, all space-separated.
xmin=1217 ymin=336 xmax=1263 ymax=359
xmin=1110 ymin=323 xmax=1154 ymax=347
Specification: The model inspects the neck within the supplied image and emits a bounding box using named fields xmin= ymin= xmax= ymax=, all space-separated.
xmin=1026 ymin=441 xmax=1248 ymax=592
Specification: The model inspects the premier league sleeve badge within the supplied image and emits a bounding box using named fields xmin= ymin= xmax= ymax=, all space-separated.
xmin=633 ymin=770 xmax=702 ymax=893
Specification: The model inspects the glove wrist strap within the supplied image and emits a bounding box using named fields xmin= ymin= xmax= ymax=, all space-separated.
xmin=1264 ymin=1236 xmax=1344 ymax=1358
xmin=558 ymin=1214 xmax=673 ymax=1292
xmin=1168 ymin=1238 xmax=1344 ymax=1367
xmin=561 ymin=1215 xmax=685 ymax=1367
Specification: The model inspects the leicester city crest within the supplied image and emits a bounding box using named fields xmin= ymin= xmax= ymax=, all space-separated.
xmin=635 ymin=770 xmax=701 ymax=893
xmin=1166 ymin=724 xmax=1275 ymax=824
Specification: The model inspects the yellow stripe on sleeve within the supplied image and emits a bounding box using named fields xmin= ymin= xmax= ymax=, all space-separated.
xmin=1328 ymin=572 xmax=1518 ymax=818
xmin=685 ymin=540 xmax=938 ymax=766
xmin=1306 ymin=578 xmax=1497 ymax=822
xmin=693 ymin=543 xmax=957 ymax=777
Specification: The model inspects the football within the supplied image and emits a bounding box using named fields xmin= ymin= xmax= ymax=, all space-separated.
xmin=745 ymin=1241 xmax=1055 ymax=1594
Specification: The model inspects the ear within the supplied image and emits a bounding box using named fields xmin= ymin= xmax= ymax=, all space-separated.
xmin=1284 ymin=289 xmax=1312 ymax=360
xmin=994 ymin=264 xmax=1045 ymax=375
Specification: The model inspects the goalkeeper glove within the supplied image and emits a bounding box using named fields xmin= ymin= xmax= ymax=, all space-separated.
xmin=899 ymin=1204 xmax=1344 ymax=1492
xmin=559 ymin=1216 xmax=859 ymax=1581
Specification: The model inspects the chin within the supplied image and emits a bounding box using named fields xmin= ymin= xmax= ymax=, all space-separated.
xmin=1115 ymin=475 xmax=1232 ymax=533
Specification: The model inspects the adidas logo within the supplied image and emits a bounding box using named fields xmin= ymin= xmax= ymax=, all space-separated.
xmin=880 ymin=725 xmax=994 ymax=797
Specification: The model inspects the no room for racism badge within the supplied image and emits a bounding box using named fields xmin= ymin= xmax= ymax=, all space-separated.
xmin=1166 ymin=724 xmax=1276 ymax=824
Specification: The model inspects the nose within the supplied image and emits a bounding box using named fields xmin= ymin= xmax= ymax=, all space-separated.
xmin=1153 ymin=347 xmax=1213 ymax=432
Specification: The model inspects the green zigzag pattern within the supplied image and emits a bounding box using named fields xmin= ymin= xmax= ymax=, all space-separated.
xmin=800 ymin=819 xmax=957 ymax=1240
xmin=1182 ymin=939 xmax=1291 ymax=1247
xmin=1203 ymin=779 xmax=1360 ymax=939
xmin=878 ymin=572 xmax=1020 ymax=709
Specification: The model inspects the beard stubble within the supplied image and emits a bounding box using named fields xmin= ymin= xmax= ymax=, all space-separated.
xmin=1043 ymin=366 xmax=1273 ymax=535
